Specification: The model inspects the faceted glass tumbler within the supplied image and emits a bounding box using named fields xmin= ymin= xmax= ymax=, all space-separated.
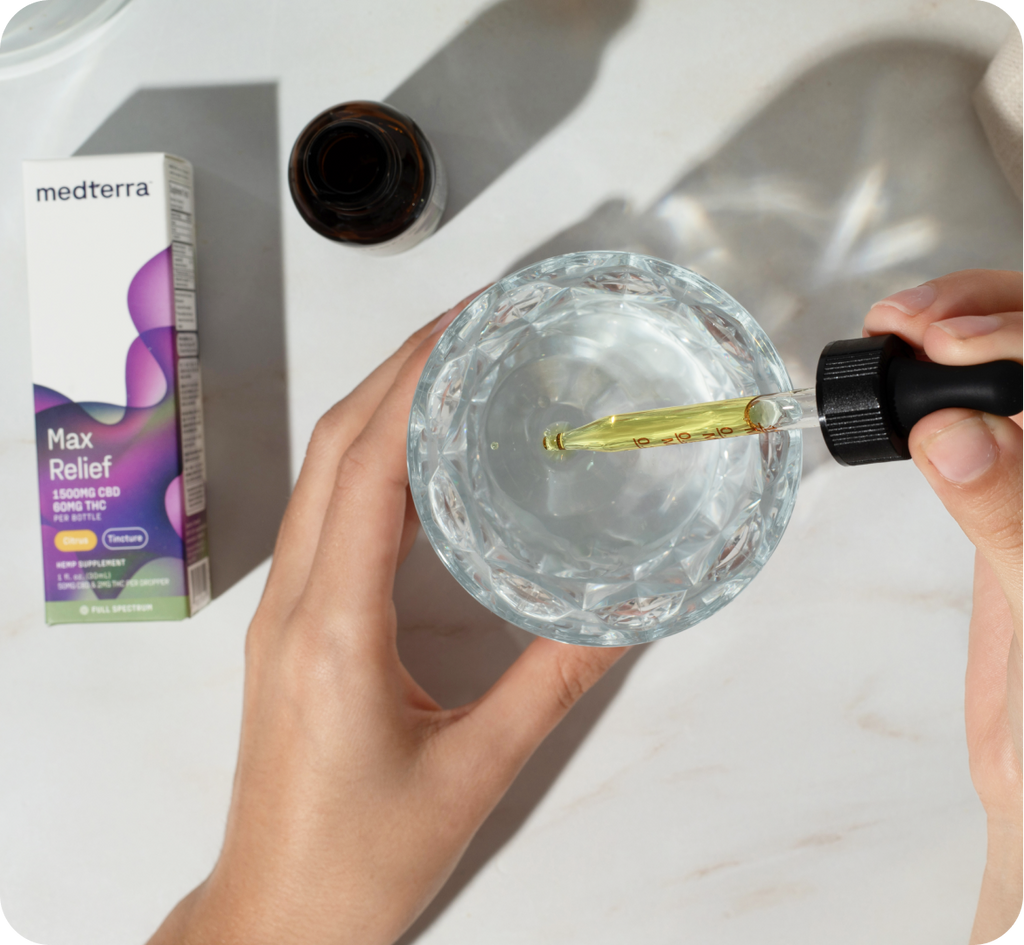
xmin=407 ymin=252 xmax=802 ymax=646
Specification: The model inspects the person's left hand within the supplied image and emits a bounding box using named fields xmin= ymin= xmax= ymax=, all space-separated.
xmin=147 ymin=291 xmax=627 ymax=945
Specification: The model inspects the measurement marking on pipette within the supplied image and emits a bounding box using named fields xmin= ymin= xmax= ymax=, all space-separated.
xmin=702 ymin=426 xmax=735 ymax=440
xmin=635 ymin=424 xmax=759 ymax=448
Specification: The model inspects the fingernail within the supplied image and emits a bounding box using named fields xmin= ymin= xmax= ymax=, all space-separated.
xmin=430 ymin=306 xmax=460 ymax=336
xmin=934 ymin=314 xmax=1003 ymax=340
xmin=874 ymin=283 xmax=937 ymax=315
xmin=922 ymin=417 xmax=998 ymax=483
xmin=430 ymin=285 xmax=491 ymax=336
xmin=460 ymin=283 xmax=493 ymax=306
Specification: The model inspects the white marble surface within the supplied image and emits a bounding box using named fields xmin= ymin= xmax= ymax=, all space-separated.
xmin=0 ymin=1 xmax=1020 ymax=942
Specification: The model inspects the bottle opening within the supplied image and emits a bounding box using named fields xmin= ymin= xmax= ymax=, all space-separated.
xmin=306 ymin=122 xmax=393 ymax=206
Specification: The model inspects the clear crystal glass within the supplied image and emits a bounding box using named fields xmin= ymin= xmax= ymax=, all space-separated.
xmin=408 ymin=252 xmax=801 ymax=646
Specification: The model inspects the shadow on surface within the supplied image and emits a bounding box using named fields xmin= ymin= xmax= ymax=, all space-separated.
xmin=387 ymin=0 xmax=636 ymax=227
xmin=393 ymin=534 xmax=646 ymax=944
xmin=507 ymin=39 xmax=1023 ymax=474
xmin=76 ymin=84 xmax=291 ymax=599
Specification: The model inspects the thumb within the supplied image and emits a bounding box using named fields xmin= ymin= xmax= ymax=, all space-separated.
xmin=911 ymin=408 xmax=1023 ymax=632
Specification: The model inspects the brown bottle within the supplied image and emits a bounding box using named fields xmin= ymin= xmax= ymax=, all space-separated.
xmin=288 ymin=101 xmax=447 ymax=254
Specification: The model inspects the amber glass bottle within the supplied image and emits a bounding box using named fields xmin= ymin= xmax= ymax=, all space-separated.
xmin=288 ymin=101 xmax=447 ymax=254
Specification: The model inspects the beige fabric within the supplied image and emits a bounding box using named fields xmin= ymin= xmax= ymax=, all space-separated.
xmin=974 ymin=27 xmax=1023 ymax=199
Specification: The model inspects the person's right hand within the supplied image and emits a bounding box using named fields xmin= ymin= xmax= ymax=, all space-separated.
xmin=865 ymin=269 xmax=1022 ymax=943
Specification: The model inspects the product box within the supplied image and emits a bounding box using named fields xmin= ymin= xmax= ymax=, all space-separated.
xmin=23 ymin=153 xmax=210 ymax=623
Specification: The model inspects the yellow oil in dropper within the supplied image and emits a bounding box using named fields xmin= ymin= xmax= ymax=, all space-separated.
xmin=541 ymin=388 xmax=819 ymax=453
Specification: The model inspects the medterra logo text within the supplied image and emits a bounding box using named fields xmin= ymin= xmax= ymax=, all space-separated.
xmin=36 ymin=180 xmax=152 ymax=202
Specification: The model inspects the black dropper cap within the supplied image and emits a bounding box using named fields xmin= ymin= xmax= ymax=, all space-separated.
xmin=815 ymin=335 xmax=1022 ymax=466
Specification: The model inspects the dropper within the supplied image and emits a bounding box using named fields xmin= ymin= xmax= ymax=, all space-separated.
xmin=542 ymin=335 xmax=1023 ymax=467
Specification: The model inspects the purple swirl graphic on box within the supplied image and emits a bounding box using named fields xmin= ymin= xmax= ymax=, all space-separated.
xmin=35 ymin=246 xmax=190 ymax=603
xmin=127 ymin=247 xmax=174 ymax=333
xmin=165 ymin=475 xmax=184 ymax=538
xmin=33 ymin=385 xmax=72 ymax=413
xmin=126 ymin=247 xmax=174 ymax=407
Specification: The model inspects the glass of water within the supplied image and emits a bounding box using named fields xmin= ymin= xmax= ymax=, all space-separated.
xmin=407 ymin=252 xmax=801 ymax=646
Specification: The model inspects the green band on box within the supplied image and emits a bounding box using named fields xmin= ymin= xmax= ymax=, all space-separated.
xmin=45 ymin=597 xmax=189 ymax=624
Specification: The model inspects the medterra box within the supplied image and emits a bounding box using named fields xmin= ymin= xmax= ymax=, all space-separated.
xmin=23 ymin=153 xmax=210 ymax=623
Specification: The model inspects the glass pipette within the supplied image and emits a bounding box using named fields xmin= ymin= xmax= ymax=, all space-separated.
xmin=542 ymin=387 xmax=817 ymax=453
xmin=542 ymin=335 xmax=1023 ymax=467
